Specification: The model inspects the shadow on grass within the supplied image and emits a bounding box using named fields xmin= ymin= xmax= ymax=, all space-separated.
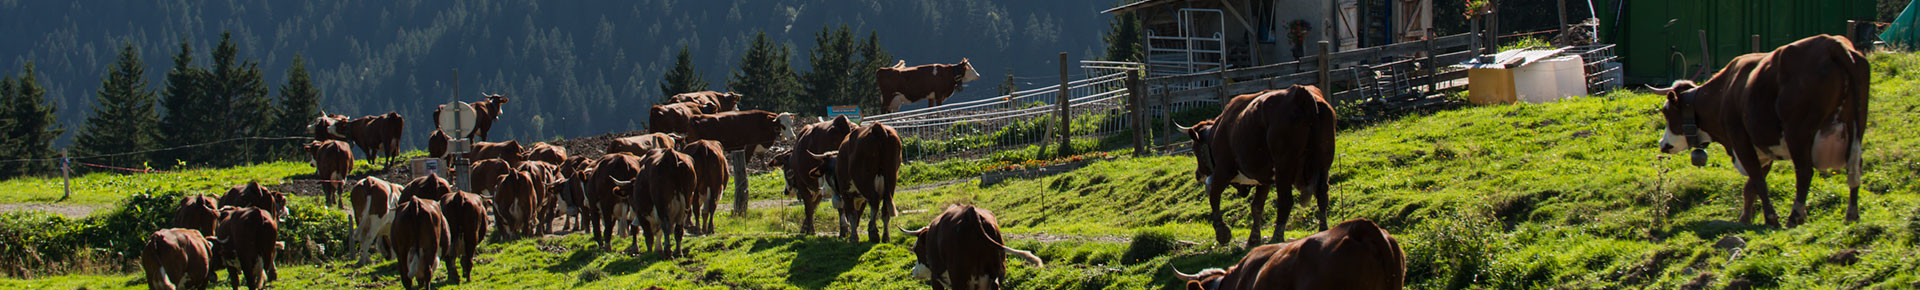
xmin=544 ymin=246 xmax=606 ymax=274
xmin=762 ymin=236 xmax=876 ymax=289
xmin=1666 ymin=219 xmax=1770 ymax=241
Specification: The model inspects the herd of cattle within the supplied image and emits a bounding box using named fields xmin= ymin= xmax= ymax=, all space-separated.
xmin=132 ymin=34 xmax=1874 ymax=290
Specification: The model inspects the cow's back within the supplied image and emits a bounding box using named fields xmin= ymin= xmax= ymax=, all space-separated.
xmin=681 ymin=140 xmax=730 ymax=192
xmin=687 ymin=110 xmax=785 ymax=151
xmin=1256 ymin=219 xmax=1404 ymax=289
xmin=438 ymin=191 xmax=489 ymax=256
xmin=173 ymin=195 xmax=221 ymax=237
xmin=1229 ymin=86 xmax=1336 ymax=184
xmin=142 ymin=228 xmax=213 ymax=289
xmin=389 ymin=198 xmax=449 ymax=279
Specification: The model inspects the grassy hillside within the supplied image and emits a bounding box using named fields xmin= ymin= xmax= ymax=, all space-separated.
xmin=8 ymin=53 xmax=1920 ymax=289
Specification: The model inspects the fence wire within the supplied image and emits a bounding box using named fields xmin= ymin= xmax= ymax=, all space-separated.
xmin=864 ymin=61 xmax=1138 ymax=163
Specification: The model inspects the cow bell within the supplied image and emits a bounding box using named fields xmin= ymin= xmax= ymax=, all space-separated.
xmin=1689 ymin=148 xmax=1709 ymax=167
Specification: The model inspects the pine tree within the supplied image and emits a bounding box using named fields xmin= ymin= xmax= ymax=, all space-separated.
xmin=1103 ymin=10 xmax=1144 ymax=62
xmin=156 ymin=39 xmax=210 ymax=168
xmin=802 ymin=25 xmax=858 ymax=115
xmin=659 ymin=45 xmax=710 ymax=100
xmin=730 ymin=31 xmax=800 ymax=114
xmin=206 ymin=32 xmax=274 ymax=164
xmin=0 ymin=63 xmax=66 ymax=178
xmin=74 ymin=43 xmax=162 ymax=169
xmin=852 ymin=30 xmax=893 ymax=115
xmin=273 ymin=54 xmax=320 ymax=160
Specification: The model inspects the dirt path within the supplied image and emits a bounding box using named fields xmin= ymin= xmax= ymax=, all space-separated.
xmin=0 ymin=203 xmax=103 ymax=218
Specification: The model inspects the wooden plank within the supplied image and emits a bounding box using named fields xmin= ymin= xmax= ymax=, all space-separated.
xmin=1145 ymin=33 xmax=1476 ymax=85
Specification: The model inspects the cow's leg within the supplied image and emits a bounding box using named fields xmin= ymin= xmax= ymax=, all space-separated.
xmin=462 ymin=249 xmax=475 ymax=283
xmin=1244 ymin=185 xmax=1268 ymax=246
xmin=442 ymin=245 xmax=460 ymax=284
xmin=881 ymin=174 xmax=898 ymax=242
xmin=1206 ymin=176 xmax=1232 ymax=245
xmin=1743 ymin=160 xmax=1782 ymax=227
xmin=265 ymin=249 xmax=279 ymax=283
xmin=1786 ymin=135 xmax=1819 ymax=227
xmin=801 ymin=192 xmax=819 ymax=235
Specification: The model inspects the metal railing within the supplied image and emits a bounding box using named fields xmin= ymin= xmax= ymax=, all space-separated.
xmin=863 ymin=61 xmax=1139 ymax=163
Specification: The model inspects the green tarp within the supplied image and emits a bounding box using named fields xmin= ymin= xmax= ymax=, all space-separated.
xmin=1884 ymin=0 xmax=1920 ymax=48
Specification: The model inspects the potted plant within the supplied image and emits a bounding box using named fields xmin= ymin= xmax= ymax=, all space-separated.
xmin=1465 ymin=0 xmax=1496 ymax=62
xmin=1287 ymin=20 xmax=1312 ymax=59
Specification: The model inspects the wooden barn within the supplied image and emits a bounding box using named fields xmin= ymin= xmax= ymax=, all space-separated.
xmin=1106 ymin=0 xmax=1434 ymax=77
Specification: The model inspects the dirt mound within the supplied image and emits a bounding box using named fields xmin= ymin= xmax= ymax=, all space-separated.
xmin=548 ymin=130 xmax=648 ymax=159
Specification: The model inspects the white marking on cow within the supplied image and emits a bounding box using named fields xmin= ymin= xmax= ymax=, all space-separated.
xmin=910 ymin=263 xmax=932 ymax=280
xmin=1658 ymin=131 xmax=1686 ymax=154
xmin=962 ymin=63 xmax=982 ymax=82
xmin=819 ymin=176 xmax=838 ymax=197
xmin=968 ymin=275 xmax=993 ymax=290
xmin=1229 ymin=172 xmax=1260 ymax=185
xmin=1733 ymin=156 xmax=1749 ymax=176
xmin=890 ymin=94 xmax=911 ymax=109
xmin=923 ymin=92 xmax=938 ymax=103
xmin=158 ymin=265 xmax=172 ymax=287
xmin=872 ymin=176 xmax=886 ymax=194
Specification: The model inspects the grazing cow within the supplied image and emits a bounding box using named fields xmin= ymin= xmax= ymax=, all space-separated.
xmin=142 ymin=228 xmax=214 ymax=290
xmin=468 ymin=159 xmax=515 ymax=197
xmin=211 ymin=206 xmax=282 ymax=290
xmin=875 ymin=58 xmax=983 ymax=114
xmin=174 ymin=194 xmax=221 ymax=238
xmin=609 ymin=133 xmax=681 ymax=156
xmin=610 ymin=149 xmax=699 ymax=257
xmin=437 ymin=190 xmax=489 ymax=284
xmin=685 ymin=110 xmax=797 ymax=153
xmin=809 ymin=123 xmax=903 ymax=243
xmin=1654 ymin=35 xmax=1871 ymax=227
xmin=679 ymin=140 xmax=729 ymax=234
xmin=1172 ymin=218 xmax=1407 ymax=290
xmin=388 ymin=197 xmax=449 ymax=290
xmin=770 ymin=116 xmax=857 ymax=235
xmin=1180 ymin=85 xmax=1337 ymax=246
xmin=220 ymin=181 xmax=289 ymax=219
xmin=401 ymin=175 xmax=457 ymax=202
xmin=523 ymin=142 xmax=569 ymax=165
xmin=648 ymin=102 xmax=704 ymax=134
xmin=494 ymin=168 xmax=542 ymax=239
xmin=900 ymin=204 xmax=1044 ymax=290
xmin=586 ymin=153 xmax=646 ymax=251
xmin=428 ymin=130 xmax=451 ymax=161
xmin=468 ymin=140 xmax=526 ymax=165
xmin=666 ymin=91 xmax=744 ymax=114
xmin=343 ymin=112 xmax=406 ymax=164
xmin=436 ymin=94 xmax=511 ymax=141
xmin=305 ymin=140 xmax=355 ymax=208
xmin=307 ymin=112 xmax=351 ymax=141
xmin=348 ymin=176 xmax=405 ymax=264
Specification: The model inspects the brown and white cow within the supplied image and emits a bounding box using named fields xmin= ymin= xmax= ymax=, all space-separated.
xmin=401 ymin=175 xmax=457 ymax=202
xmin=648 ymin=102 xmax=705 ymax=134
xmin=875 ymin=59 xmax=983 ymax=114
xmin=142 ymin=228 xmax=215 ymax=290
xmin=610 ymin=133 xmax=682 ymax=156
xmin=512 ymin=161 xmax=564 ymax=235
xmin=523 ymin=142 xmax=569 ymax=165
xmin=1172 ymin=218 xmax=1406 ymax=290
xmin=388 ymin=197 xmax=449 ymax=290
xmin=679 ymin=140 xmax=729 ymax=234
xmin=436 ymin=93 xmax=511 ymax=141
xmin=586 ymin=153 xmax=646 ymax=251
xmin=666 ymin=91 xmax=744 ymax=114
xmin=173 ymin=194 xmax=221 ymax=238
xmin=808 ymin=123 xmax=903 ymax=243
xmin=770 ymin=116 xmax=856 ymax=235
xmin=343 ymin=112 xmax=406 ymax=164
xmin=305 ymin=140 xmax=354 ymax=208
xmin=685 ymin=110 xmax=797 ymax=153
xmin=468 ymin=158 xmax=515 ymax=197
xmin=469 ymin=140 xmax=526 ymax=165
xmin=494 ymin=168 xmax=542 ymax=239
xmin=1654 ymin=34 xmax=1871 ymax=227
xmin=211 ymin=206 xmax=282 ymax=290
xmin=220 ymin=181 xmax=290 ymax=219
xmin=1180 ymin=85 xmax=1337 ymax=246
xmin=610 ymin=149 xmax=700 ymax=257
xmin=550 ymin=156 xmax=600 ymax=233
xmin=437 ymin=190 xmax=489 ymax=284
xmin=901 ymin=204 xmax=1044 ymax=290
xmin=348 ymin=176 xmax=405 ymax=264
xmin=308 ymin=112 xmax=351 ymax=141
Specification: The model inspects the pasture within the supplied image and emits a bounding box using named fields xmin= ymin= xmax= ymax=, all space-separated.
xmin=6 ymin=53 xmax=1920 ymax=289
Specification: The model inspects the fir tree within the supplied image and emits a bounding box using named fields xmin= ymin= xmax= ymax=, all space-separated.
xmin=729 ymin=31 xmax=800 ymax=114
xmin=852 ymin=30 xmax=893 ymax=115
xmin=156 ymin=39 xmax=210 ymax=168
xmin=207 ymin=32 xmax=274 ymax=164
xmin=802 ymin=25 xmax=858 ymax=114
xmin=659 ymin=45 xmax=710 ymax=100
xmin=0 ymin=63 xmax=66 ymax=178
xmin=1103 ymin=10 xmax=1144 ymax=62
xmin=74 ymin=43 xmax=163 ymax=169
xmin=274 ymin=54 xmax=320 ymax=160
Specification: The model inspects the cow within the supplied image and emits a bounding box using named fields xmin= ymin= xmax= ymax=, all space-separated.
xmin=220 ymin=181 xmax=289 ymax=219
xmin=648 ymin=102 xmax=704 ymax=134
xmin=609 ymin=133 xmax=681 ymax=156
xmin=494 ymin=168 xmax=542 ymax=239
xmin=304 ymin=140 xmax=354 ymax=208
xmin=523 ymin=142 xmax=569 ymax=165
xmin=428 ymin=129 xmax=451 ymax=161
xmin=769 ymin=116 xmax=857 ymax=235
xmin=666 ymin=91 xmax=744 ymax=114
xmin=401 ymin=175 xmax=456 ymax=202
xmin=467 ymin=159 xmax=515 ymax=198
xmin=1654 ymin=34 xmax=1871 ymax=227
xmin=586 ymin=153 xmax=646 ymax=251
xmin=437 ymin=190 xmax=490 ymax=284
xmin=211 ymin=206 xmax=282 ymax=290
xmin=342 ymin=112 xmax=406 ymax=165
xmin=1172 ymin=218 xmax=1407 ymax=290
xmin=173 ymin=194 xmax=221 ymax=238
xmin=1179 ymin=85 xmax=1337 ymax=246
xmin=142 ymin=228 xmax=215 ymax=290
xmin=679 ymin=140 xmax=729 ymax=235
xmin=510 ymin=161 xmax=565 ymax=235
xmin=548 ymin=156 xmax=600 ymax=233
xmin=435 ymin=93 xmax=510 ymax=141
xmin=609 ymin=149 xmax=699 ymax=257
xmin=348 ymin=176 xmax=405 ymax=264
xmin=808 ymin=123 xmax=903 ymax=243
xmin=307 ymin=112 xmax=351 ymax=141
xmin=684 ymin=110 xmax=797 ymax=154
xmin=468 ymin=140 xmax=526 ymax=165
xmin=388 ymin=197 xmax=449 ymax=290
xmin=900 ymin=204 xmax=1044 ymax=290
xmin=875 ymin=58 xmax=983 ymax=114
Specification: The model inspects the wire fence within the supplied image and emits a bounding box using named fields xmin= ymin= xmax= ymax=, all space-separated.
xmin=863 ymin=60 xmax=1139 ymax=163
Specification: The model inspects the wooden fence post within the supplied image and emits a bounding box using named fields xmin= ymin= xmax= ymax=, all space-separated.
xmin=1424 ymin=29 xmax=1437 ymax=93
xmin=1318 ymin=41 xmax=1332 ymax=91
xmin=60 ymin=151 xmax=70 ymax=201
xmin=1126 ymin=70 xmax=1149 ymax=157
xmin=732 ymin=151 xmax=749 ymax=215
xmin=1057 ymin=52 xmax=1073 ymax=157
xmin=1161 ymin=79 xmax=1174 ymax=146
xmin=1752 ymin=34 xmax=1761 ymax=53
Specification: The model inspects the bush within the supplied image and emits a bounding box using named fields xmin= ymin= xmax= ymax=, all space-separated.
xmin=0 ymin=188 xmax=353 ymax=277
xmin=1121 ymin=228 xmax=1181 ymax=264
xmin=1406 ymin=207 xmax=1502 ymax=289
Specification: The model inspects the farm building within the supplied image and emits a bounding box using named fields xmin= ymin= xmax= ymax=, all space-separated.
xmin=1105 ymin=0 xmax=1435 ymax=77
xmin=1593 ymin=0 xmax=1874 ymax=84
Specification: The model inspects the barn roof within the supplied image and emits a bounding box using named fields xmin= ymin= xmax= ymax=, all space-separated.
xmin=1102 ymin=0 xmax=1185 ymax=14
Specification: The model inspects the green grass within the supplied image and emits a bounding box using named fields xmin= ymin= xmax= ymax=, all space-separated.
xmin=10 ymin=53 xmax=1920 ymax=289
xmin=0 ymin=161 xmax=312 ymax=205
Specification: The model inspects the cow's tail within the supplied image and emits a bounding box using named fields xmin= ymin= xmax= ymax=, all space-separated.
xmin=1842 ymin=37 xmax=1870 ymax=190
xmin=970 ymin=207 xmax=1044 ymax=268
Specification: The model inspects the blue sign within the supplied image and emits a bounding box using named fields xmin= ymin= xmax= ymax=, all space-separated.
xmin=828 ymin=105 xmax=862 ymax=123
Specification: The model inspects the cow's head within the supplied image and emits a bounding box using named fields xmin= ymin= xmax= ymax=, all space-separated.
xmin=484 ymin=93 xmax=510 ymax=116
xmin=901 ymin=225 xmax=938 ymax=281
xmin=1654 ymin=81 xmax=1711 ymax=165
xmin=958 ymin=58 xmax=982 ymax=83
xmin=776 ymin=113 xmax=799 ymax=140
xmin=719 ymin=92 xmax=743 ymax=111
xmin=1178 ymin=120 xmax=1218 ymax=183
xmin=1172 ymin=267 xmax=1231 ymax=290
xmin=783 ymin=151 xmax=838 ymax=198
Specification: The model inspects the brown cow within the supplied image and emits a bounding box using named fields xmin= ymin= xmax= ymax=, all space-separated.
xmin=609 ymin=149 xmax=699 ymax=257
xmin=609 ymin=133 xmax=681 ymax=156
xmin=900 ymin=204 xmax=1044 ymax=290
xmin=437 ymin=190 xmax=489 ymax=284
xmin=550 ymin=156 xmax=600 ymax=233
xmin=401 ymin=175 xmax=456 ymax=202
xmin=685 ymin=110 xmax=797 ymax=153
xmin=342 ymin=112 xmax=406 ymax=164
xmin=348 ymin=176 xmax=405 ymax=264
xmin=586 ymin=153 xmax=646 ymax=251
xmin=523 ymin=142 xmax=569 ymax=165
xmin=428 ymin=129 xmax=451 ymax=161
xmin=307 ymin=112 xmax=351 ymax=141
xmin=436 ymin=93 xmax=511 ymax=141
xmin=875 ymin=59 xmax=983 ymax=114
xmin=810 ymin=123 xmax=903 ymax=243
xmin=211 ymin=206 xmax=282 ymax=290
xmin=305 ymin=140 xmax=354 ymax=208
xmin=220 ymin=181 xmax=289 ymax=219
xmin=142 ymin=228 xmax=215 ymax=290
xmin=173 ymin=194 xmax=221 ymax=238
xmin=388 ymin=197 xmax=449 ymax=290
xmin=1654 ymin=35 xmax=1871 ymax=227
xmin=679 ymin=140 xmax=729 ymax=234
xmin=469 ymin=140 xmax=526 ymax=165
xmin=1181 ymin=85 xmax=1337 ymax=246
xmin=512 ymin=161 xmax=564 ymax=234
xmin=648 ymin=102 xmax=704 ymax=134
xmin=468 ymin=158 xmax=515 ymax=197
xmin=770 ymin=116 xmax=856 ymax=235
xmin=1172 ymin=218 xmax=1406 ymax=290
xmin=494 ymin=168 xmax=542 ymax=239
xmin=666 ymin=91 xmax=744 ymax=114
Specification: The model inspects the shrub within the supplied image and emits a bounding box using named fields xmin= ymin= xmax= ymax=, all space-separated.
xmin=1121 ymin=228 xmax=1181 ymax=265
xmin=0 ymin=188 xmax=353 ymax=277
